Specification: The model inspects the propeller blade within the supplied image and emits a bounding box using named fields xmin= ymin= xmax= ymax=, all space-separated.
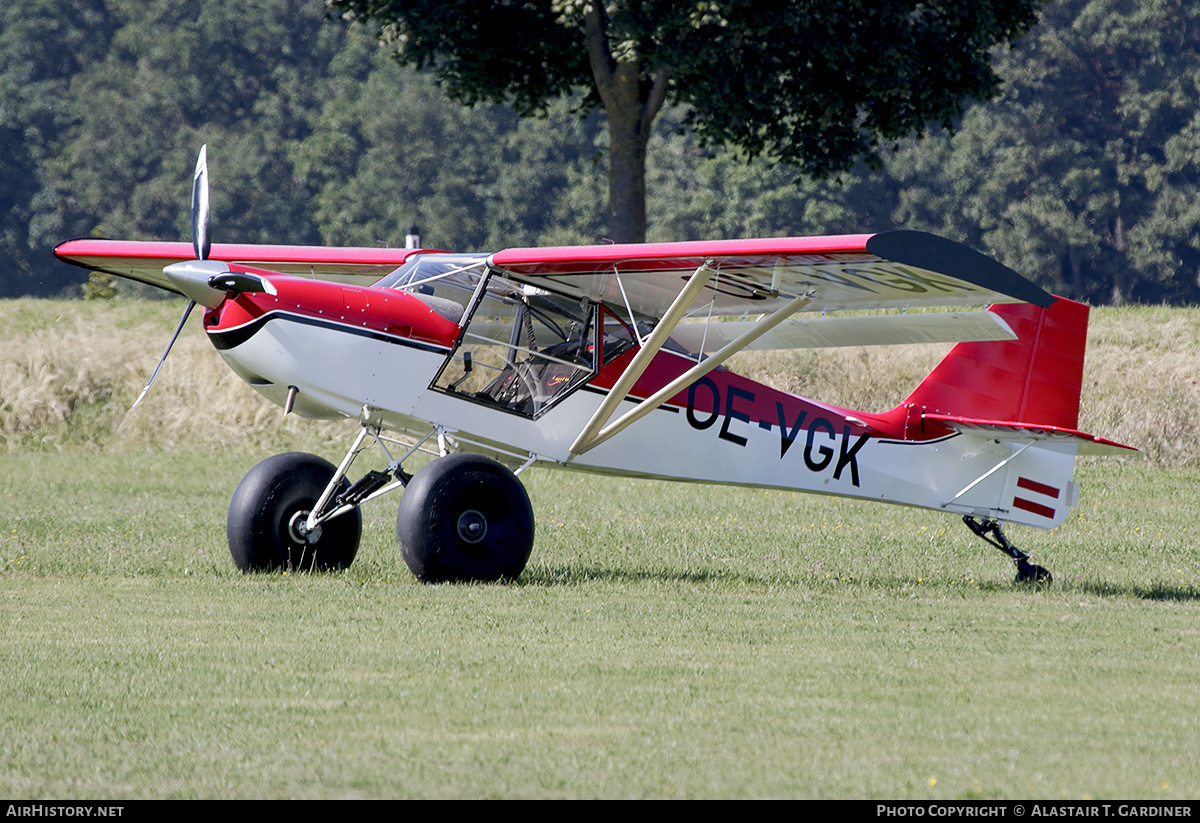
xmin=191 ymin=145 xmax=210 ymax=261
xmin=132 ymin=300 xmax=196 ymax=410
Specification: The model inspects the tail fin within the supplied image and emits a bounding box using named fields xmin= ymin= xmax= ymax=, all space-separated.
xmin=899 ymin=297 xmax=1089 ymax=432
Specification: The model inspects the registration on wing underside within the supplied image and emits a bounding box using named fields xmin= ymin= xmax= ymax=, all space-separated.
xmin=505 ymin=261 xmax=1030 ymax=319
xmin=669 ymin=310 xmax=1016 ymax=354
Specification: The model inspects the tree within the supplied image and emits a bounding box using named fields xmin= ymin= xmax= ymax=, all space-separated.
xmin=0 ymin=0 xmax=116 ymax=296
xmin=642 ymin=108 xmax=897 ymax=242
xmin=884 ymin=0 xmax=1200 ymax=304
xmin=39 ymin=0 xmax=351 ymax=250
xmin=294 ymin=42 xmax=608 ymax=251
xmin=325 ymin=0 xmax=1045 ymax=243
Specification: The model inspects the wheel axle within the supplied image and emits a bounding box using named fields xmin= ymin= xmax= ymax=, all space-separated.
xmin=456 ymin=509 xmax=488 ymax=544
xmin=287 ymin=510 xmax=322 ymax=544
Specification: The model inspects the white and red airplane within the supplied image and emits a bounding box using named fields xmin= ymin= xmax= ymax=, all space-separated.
xmin=55 ymin=148 xmax=1136 ymax=584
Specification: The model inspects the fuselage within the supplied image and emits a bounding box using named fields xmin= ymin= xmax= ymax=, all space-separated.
xmin=203 ymin=261 xmax=1081 ymax=530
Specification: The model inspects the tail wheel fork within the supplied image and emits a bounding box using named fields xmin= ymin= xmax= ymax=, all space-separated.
xmin=962 ymin=516 xmax=1053 ymax=585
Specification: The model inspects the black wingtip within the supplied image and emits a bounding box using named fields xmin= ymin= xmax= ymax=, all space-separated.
xmin=866 ymin=230 xmax=1055 ymax=308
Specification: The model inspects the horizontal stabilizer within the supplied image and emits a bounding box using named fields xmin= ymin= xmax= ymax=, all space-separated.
xmin=669 ymin=310 xmax=1015 ymax=354
xmin=925 ymin=414 xmax=1139 ymax=456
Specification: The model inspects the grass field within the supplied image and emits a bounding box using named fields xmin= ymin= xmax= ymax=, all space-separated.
xmin=2 ymin=299 xmax=1198 ymax=798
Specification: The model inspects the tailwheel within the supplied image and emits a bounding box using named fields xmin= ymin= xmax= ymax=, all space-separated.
xmin=396 ymin=453 xmax=534 ymax=583
xmin=1015 ymin=558 xmax=1053 ymax=585
xmin=962 ymin=516 xmax=1053 ymax=586
xmin=227 ymin=452 xmax=362 ymax=572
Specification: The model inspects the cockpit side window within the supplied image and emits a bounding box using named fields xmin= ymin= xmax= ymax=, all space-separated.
xmin=432 ymin=275 xmax=598 ymax=419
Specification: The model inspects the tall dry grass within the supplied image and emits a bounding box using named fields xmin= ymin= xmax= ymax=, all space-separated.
xmin=732 ymin=304 xmax=1200 ymax=466
xmin=1078 ymin=306 xmax=1200 ymax=466
xmin=0 ymin=299 xmax=345 ymax=453
xmin=3 ymin=298 xmax=1196 ymax=464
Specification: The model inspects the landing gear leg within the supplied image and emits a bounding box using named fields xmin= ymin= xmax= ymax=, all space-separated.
xmin=226 ymin=421 xmax=419 ymax=573
xmin=962 ymin=516 xmax=1053 ymax=585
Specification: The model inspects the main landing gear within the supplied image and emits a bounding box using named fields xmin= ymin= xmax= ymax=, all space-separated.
xmin=397 ymin=452 xmax=534 ymax=583
xmin=962 ymin=516 xmax=1053 ymax=585
xmin=225 ymin=424 xmax=536 ymax=583
xmin=227 ymin=452 xmax=362 ymax=572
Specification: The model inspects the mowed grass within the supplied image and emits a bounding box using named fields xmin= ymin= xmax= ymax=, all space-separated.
xmin=2 ymin=299 xmax=1199 ymax=798
xmin=3 ymin=450 xmax=1198 ymax=799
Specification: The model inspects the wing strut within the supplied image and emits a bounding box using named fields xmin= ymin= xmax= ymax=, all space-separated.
xmin=568 ymin=288 xmax=812 ymax=460
xmin=568 ymin=261 xmax=715 ymax=457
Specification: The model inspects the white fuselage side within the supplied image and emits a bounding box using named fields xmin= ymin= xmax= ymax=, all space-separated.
xmin=217 ymin=313 xmax=1079 ymax=529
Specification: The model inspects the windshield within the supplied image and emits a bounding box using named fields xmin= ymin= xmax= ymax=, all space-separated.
xmin=375 ymin=253 xmax=489 ymax=322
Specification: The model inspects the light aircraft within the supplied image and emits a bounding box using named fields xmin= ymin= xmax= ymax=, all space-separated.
xmin=55 ymin=147 xmax=1136 ymax=584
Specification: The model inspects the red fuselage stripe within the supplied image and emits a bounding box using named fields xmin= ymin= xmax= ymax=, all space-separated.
xmin=1013 ymin=497 xmax=1056 ymax=519
xmin=1016 ymin=476 xmax=1060 ymax=499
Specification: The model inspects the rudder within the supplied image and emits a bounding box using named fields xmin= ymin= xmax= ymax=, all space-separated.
xmin=898 ymin=297 xmax=1089 ymax=432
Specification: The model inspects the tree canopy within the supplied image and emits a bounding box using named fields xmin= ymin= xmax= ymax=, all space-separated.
xmin=884 ymin=0 xmax=1200 ymax=304
xmin=325 ymin=0 xmax=1046 ymax=242
xmin=5 ymin=0 xmax=1198 ymax=304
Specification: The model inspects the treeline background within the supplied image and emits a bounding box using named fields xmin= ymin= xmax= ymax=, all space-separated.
xmin=3 ymin=0 xmax=1199 ymax=304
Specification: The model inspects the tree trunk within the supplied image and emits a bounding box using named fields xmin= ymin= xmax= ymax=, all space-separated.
xmin=1110 ymin=214 xmax=1128 ymax=304
xmin=584 ymin=7 xmax=668 ymax=244
xmin=605 ymin=67 xmax=650 ymax=244
xmin=1067 ymin=246 xmax=1083 ymax=301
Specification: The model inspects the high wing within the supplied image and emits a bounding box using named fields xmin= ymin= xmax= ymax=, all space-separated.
xmin=488 ymin=230 xmax=1054 ymax=317
xmin=58 ymin=230 xmax=1050 ymax=317
xmin=54 ymin=238 xmax=421 ymax=292
xmin=483 ymin=231 xmax=1057 ymax=458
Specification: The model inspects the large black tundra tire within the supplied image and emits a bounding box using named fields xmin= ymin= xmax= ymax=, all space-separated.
xmin=227 ymin=452 xmax=361 ymax=572
xmin=396 ymin=453 xmax=534 ymax=583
